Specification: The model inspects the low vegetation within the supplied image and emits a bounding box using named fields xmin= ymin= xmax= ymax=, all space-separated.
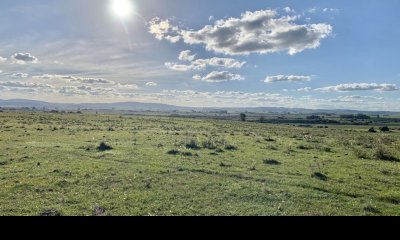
xmin=0 ymin=111 xmax=399 ymax=216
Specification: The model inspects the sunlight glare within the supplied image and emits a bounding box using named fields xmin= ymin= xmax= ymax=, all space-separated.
xmin=111 ymin=0 xmax=133 ymax=20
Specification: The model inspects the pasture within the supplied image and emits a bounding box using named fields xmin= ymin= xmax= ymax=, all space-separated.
xmin=0 ymin=112 xmax=399 ymax=216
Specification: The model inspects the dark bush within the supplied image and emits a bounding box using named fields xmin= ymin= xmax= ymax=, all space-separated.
xmin=167 ymin=149 xmax=180 ymax=155
xmin=97 ymin=142 xmax=113 ymax=151
xmin=379 ymin=126 xmax=390 ymax=132
xmin=225 ymin=144 xmax=238 ymax=151
xmin=311 ymin=172 xmax=328 ymax=181
xmin=263 ymin=159 xmax=281 ymax=165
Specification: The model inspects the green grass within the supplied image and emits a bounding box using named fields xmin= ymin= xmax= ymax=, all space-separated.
xmin=0 ymin=112 xmax=399 ymax=216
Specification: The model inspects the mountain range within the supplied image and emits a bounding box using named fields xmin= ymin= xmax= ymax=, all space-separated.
xmin=0 ymin=99 xmax=398 ymax=115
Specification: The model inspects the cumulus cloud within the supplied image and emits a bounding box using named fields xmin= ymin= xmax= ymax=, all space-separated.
xmin=146 ymin=82 xmax=158 ymax=87
xmin=179 ymin=50 xmax=197 ymax=62
xmin=165 ymin=62 xmax=193 ymax=71
xmin=177 ymin=9 xmax=332 ymax=55
xmin=0 ymin=56 xmax=7 ymax=63
xmin=11 ymin=53 xmax=38 ymax=64
xmin=265 ymin=75 xmax=311 ymax=83
xmin=166 ymin=52 xmax=246 ymax=72
xmin=195 ymin=71 xmax=245 ymax=83
xmin=194 ymin=57 xmax=246 ymax=69
xmin=148 ymin=17 xmax=181 ymax=43
xmin=315 ymin=83 xmax=398 ymax=92
xmin=11 ymin=73 xmax=29 ymax=78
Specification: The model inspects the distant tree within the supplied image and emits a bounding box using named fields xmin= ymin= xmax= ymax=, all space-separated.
xmin=306 ymin=115 xmax=321 ymax=120
xmin=240 ymin=113 xmax=247 ymax=122
xmin=259 ymin=116 xmax=265 ymax=123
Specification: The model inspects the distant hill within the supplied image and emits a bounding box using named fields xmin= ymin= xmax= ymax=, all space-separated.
xmin=0 ymin=99 xmax=399 ymax=115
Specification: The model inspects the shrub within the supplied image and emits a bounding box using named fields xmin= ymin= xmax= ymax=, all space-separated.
xmin=167 ymin=149 xmax=180 ymax=155
xmin=368 ymin=127 xmax=377 ymax=133
xmin=263 ymin=159 xmax=281 ymax=165
xmin=225 ymin=144 xmax=238 ymax=151
xmin=311 ymin=172 xmax=328 ymax=181
xmin=354 ymin=148 xmax=369 ymax=159
xmin=184 ymin=138 xmax=200 ymax=150
xmin=92 ymin=206 xmax=107 ymax=216
xmin=97 ymin=142 xmax=113 ymax=151
xmin=379 ymin=126 xmax=390 ymax=132
xmin=201 ymin=138 xmax=217 ymax=149
xmin=265 ymin=136 xmax=275 ymax=142
xmin=40 ymin=209 xmax=61 ymax=216
xmin=374 ymin=147 xmax=398 ymax=162
xmin=297 ymin=144 xmax=312 ymax=150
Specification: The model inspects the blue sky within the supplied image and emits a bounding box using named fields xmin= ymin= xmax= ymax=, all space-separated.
xmin=0 ymin=0 xmax=399 ymax=110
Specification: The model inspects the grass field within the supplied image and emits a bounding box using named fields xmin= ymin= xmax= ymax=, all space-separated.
xmin=0 ymin=111 xmax=399 ymax=216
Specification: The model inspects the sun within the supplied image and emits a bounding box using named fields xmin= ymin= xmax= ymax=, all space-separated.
xmin=111 ymin=0 xmax=133 ymax=20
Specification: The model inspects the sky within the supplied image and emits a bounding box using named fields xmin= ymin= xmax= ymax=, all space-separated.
xmin=0 ymin=0 xmax=399 ymax=110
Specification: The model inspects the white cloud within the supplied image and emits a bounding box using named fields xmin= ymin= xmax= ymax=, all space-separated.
xmin=196 ymin=71 xmax=245 ymax=83
xmin=178 ymin=50 xmax=197 ymax=62
xmin=0 ymin=81 xmax=51 ymax=89
xmin=0 ymin=56 xmax=7 ymax=63
xmin=265 ymin=75 xmax=311 ymax=83
xmin=209 ymin=16 xmax=214 ymax=21
xmin=283 ymin=7 xmax=295 ymax=13
xmin=11 ymin=73 xmax=30 ymax=78
xmin=297 ymin=87 xmax=312 ymax=92
xmin=315 ymin=83 xmax=399 ymax=92
xmin=323 ymin=8 xmax=339 ymax=13
xmin=166 ymin=52 xmax=246 ymax=72
xmin=145 ymin=82 xmax=158 ymax=87
xmin=179 ymin=9 xmax=332 ymax=55
xmin=11 ymin=53 xmax=38 ymax=64
xmin=336 ymin=95 xmax=384 ymax=101
xmin=192 ymin=74 xmax=202 ymax=81
xmin=116 ymin=83 xmax=139 ymax=90
xmin=148 ymin=17 xmax=181 ymax=43
xmin=308 ymin=7 xmax=317 ymax=13
xmin=33 ymin=74 xmax=115 ymax=84
xmin=165 ymin=62 xmax=193 ymax=71
xmin=194 ymin=57 xmax=246 ymax=69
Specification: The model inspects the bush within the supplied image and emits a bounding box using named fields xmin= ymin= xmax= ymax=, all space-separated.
xmin=184 ymin=138 xmax=200 ymax=150
xmin=225 ymin=144 xmax=238 ymax=151
xmin=40 ymin=209 xmax=61 ymax=216
xmin=167 ymin=149 xmax=180 ymax=155
xmin=379 ymin=126 xmax=390 ymax=132
xmin=201 ymin=138 xmax=217 ymax=149
xmin=374 ymin=147 xmax=398 ymax=162
xmin=263 ymin=159 xmax=281 ymax=165
xmin=368 ymin=127 xmax=377 ymax=133
xmin=97 ymin=142 xmax=113 ymax=151
xmin=311 ymin=172 xmax=328 ymax=181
